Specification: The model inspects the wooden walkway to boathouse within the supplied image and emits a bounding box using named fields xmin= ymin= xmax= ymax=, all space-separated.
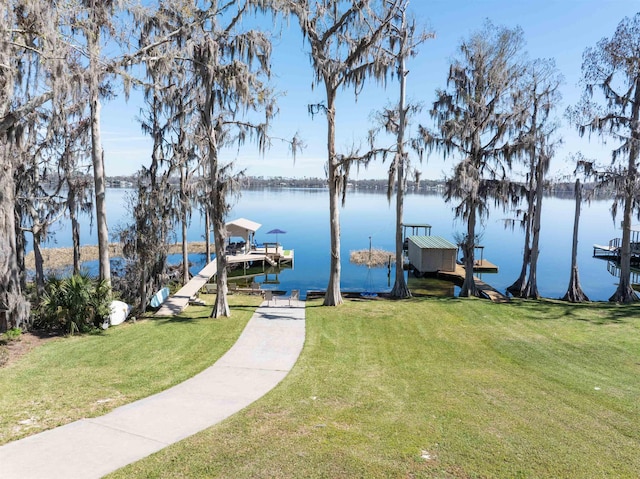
xmin=437 ymin=263 xmax=509 ymax=303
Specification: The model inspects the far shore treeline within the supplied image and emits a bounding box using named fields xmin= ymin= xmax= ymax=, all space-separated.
xmin=78 ymin=174 xmax=617 ymax=201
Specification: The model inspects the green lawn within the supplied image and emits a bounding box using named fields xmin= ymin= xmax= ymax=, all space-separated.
xmin=107 ymin=297 xmax=640 ymax=479
xmin=0 ymin=294 xmax=262 ymax=445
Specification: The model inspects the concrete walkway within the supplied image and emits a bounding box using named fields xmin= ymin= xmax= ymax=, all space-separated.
xmin=0 ymin=300 xmax=306 ymax=479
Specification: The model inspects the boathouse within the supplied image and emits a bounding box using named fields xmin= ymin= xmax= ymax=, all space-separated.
xmin=407 ymin=236 xmax=457 ymax=275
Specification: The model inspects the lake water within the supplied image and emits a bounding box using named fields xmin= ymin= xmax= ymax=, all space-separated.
xmin=42 ymin=187 xmax=624 ymax=301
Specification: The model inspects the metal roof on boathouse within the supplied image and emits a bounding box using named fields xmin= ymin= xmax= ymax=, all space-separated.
xmin=407 ymin=236 xmax=457 ymax=250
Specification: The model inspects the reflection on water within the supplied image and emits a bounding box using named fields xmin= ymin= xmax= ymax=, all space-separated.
xmin=408 ymin=275 xmax=457 ymax=298
xmin=604 ymin=259 xmax=640 ymax=291
xmin=37 ymin=188 xmax=626 ymax=301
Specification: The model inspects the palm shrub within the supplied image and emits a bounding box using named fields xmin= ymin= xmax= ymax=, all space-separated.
xmin=3 ymin=328 xmax=22 ymax=340
xmin=39 ymin=273 xmax=112 ymax=334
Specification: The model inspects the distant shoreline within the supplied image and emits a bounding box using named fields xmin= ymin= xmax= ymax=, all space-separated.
xmin=25 ymin=242 xmax=210 ymax=270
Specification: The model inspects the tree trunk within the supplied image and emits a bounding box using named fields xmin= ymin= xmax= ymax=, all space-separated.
xmin=563 ymin=179 xmax=589 ymax=302
xmin=14 ymin=205 xmax=26 ymax=291
xmin=522 ymin=211 xmax=540 ymax=298
xmin=33 ymin=232 xmax=45 ymax=293
xmin=139 ymin=262 xmax=148 ymax=314
xmin=523 ymin=157 xmax=544 ymax=299
xmin=508 ymin=178 xmax=534 ymax=297
xmin=324 ymin=87 xmax=343 ymax=306
xmin=610 ymin=78 xmax=640 ymax=303
xmin=0 ymin=153 xmax=30 ymax=329
xmin=390 ymin=49 xmax=410 ymax=299
xmin=205 ymin=206 xmax=211 ymax=263
xmin=460 ymin=204 xmax=479 ymax=297
xmin=89 ymin=30 xmax=111 ymax=284
xmin=211 ymin=205 xmax=230 ymax=318
xmin=609 ymin=191 xmax=638 ymax=302
xmin=180 ymin=164 xmax=190 ymax=285
xmin=68 ymin=194 xmax=81 ymax=275
xmin=507 ymin=247 xmax=529 ymax=297
xmin=512 ymin=97 xmax=538 ymax=297
xmin=71 ymin=218 xmax=81 ymax=276
xmin=207 ymin=125 xmax=230 ymax=317
xmin=390 ymin=162 xmax=410 ymax=299
xmin=181 ymin=216 xmax=189 ymax=285
xmin=564 ymin=265 xmax=589 ymax=303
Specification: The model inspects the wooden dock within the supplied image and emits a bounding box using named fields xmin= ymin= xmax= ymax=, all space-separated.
xmin=156 ymin=260 xmax=218 ymax=316
xmin=155 ymin=251 xmax=293 ymax=316
xmin=593 ymin=243 xmax=619 ymax=260
xmin=473 ymin=259 xmax=498 ymax=273
xmin=436 ymin=263 xmax=509 ymax=303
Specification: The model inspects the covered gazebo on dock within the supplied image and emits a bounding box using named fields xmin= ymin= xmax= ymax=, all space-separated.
xmin=225 ymin=218 xmax=261 ymax=254
xmin=224 ymin=217 xmax=294 ymax=266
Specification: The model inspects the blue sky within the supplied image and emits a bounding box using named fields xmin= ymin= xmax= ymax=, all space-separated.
xmin=101 ymin=0 xmax=640 ymax=180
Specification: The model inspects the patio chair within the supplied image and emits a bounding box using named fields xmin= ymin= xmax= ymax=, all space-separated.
xmin=264 ymin=290 xmax=275 ymax=305
xmin=203 ymin=283 xmax=216 ymax=294
xmin=289 ymin=289 xmax=299 ymax=307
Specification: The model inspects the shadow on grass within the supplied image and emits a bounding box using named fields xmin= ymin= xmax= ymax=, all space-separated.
xmin=509 ymin=298 xmax=640 ymax=324
xmin=303 ymin=295 xmax=464 ymax=310
xmin=307 ymin=293 xmax=639 ymax=326
xmin=144 ymin=302 xmax=263 ymax=325
xmin=157 ymin=315 xmax=211 ymax=323
xmin=151 ymin=292 xmax=640 ymax=327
